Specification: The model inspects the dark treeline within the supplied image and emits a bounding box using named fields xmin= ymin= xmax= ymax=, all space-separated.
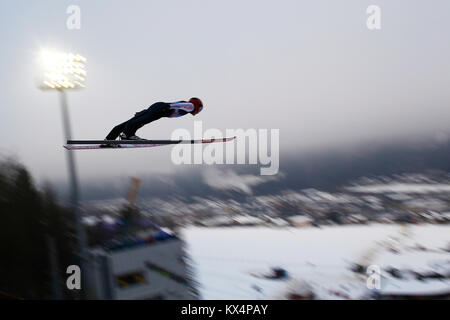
xmin=0 ymin=158 xmax=77 ymax=299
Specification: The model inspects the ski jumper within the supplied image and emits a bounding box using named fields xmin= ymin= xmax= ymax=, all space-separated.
xmin=105 ymin=101 xmax=195 ymax=140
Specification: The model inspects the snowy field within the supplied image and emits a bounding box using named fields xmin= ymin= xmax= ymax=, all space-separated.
xmin=346 ymin=183 xmax=450 ymax=194
xmin=181 ymin=224 xmax=450 ymax=299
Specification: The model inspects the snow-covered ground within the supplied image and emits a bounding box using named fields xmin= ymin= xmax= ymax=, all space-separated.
xmin=346 ymin=183 xmax=450 ymax=194
xmin=181 ymin=224 xmax=450 ymax=299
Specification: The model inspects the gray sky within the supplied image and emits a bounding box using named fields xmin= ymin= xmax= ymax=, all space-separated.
xmin=0 ymin=0 xmax=449 ymax=183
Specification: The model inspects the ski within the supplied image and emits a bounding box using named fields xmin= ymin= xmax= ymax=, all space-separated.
xmin=63 ymin=136 xmax=236 ymax=150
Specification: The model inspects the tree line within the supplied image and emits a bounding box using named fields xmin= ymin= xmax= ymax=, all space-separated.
xmin=0 ymin=158 xmax=77 ymax=299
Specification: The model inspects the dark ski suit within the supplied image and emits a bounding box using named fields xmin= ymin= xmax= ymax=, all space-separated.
xmin=105 ymin=101 xmax=194 ymax=140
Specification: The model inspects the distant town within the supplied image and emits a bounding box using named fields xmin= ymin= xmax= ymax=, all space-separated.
xmin=81 ymin=171 xmax=450 ymax=231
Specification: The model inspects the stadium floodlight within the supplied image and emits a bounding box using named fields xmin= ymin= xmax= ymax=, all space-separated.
xmin=40 ymin=50 xmax=87 ymax=90
xmin=38 ymin=49 xmax=88 ymax=299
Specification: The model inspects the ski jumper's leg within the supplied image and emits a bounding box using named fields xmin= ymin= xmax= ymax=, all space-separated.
xmin=105 ymin=121 xmax=128 ymax=140
xmin=123 ymin=102 xmax=169 ymax=137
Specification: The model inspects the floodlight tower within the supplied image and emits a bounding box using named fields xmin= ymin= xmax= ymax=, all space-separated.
xmin=39 ymin=50 xmax=87 ymax=296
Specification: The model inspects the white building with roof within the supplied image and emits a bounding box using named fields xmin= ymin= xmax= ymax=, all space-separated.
xmin=85 ymin=234 xmax=195 ymax=300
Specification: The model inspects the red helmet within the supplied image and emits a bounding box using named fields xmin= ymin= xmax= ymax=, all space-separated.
xmin=189 ymin=97 xmax=203 ymax=115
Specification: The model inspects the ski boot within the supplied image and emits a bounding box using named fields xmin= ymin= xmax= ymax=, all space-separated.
xmin=100 ymin=139 xmax=121 ymax=148
xmin=120 ymin=133 xmax=147 ymax=141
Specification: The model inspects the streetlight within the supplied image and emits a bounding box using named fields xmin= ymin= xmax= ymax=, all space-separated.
xmin=39 ymin=49 xmax=87 ymax=298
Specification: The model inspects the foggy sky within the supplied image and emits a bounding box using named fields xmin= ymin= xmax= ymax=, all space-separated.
xmin=0 ymin=0 xmax=449 ymax=184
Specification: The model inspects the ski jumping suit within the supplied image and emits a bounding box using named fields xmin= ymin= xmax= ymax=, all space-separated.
xmin=105 ymin=101 xmax=195 ymax=140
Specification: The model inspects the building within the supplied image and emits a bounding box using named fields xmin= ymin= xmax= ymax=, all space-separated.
xmin=85 ymin=231 xmax=195 ymax=300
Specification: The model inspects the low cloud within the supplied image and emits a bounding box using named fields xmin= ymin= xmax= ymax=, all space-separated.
xmin=202 ymin=168 xmax=283 ymax=195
